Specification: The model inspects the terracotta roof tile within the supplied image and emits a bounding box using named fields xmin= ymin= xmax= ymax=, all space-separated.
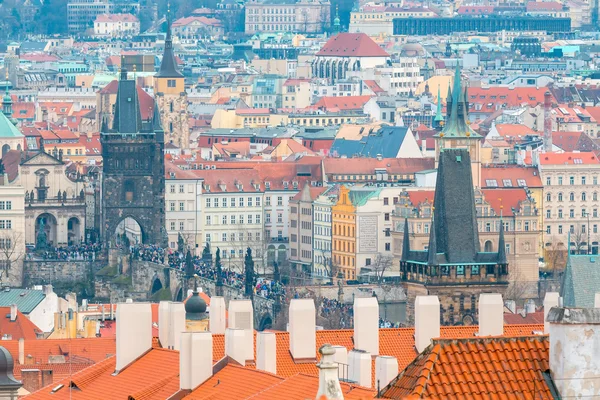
xmin=481 ymin=166 xmax=543 ymax=188
xmin=0 ymin=307 xmax=42 ymax=340
xmin=539 ymin=151 xmax=599 ymax=165
xmin=316 ymin=33 xmax=390 ymax=57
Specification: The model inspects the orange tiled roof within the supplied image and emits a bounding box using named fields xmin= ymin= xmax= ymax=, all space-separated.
xmin=316 ymin=33 xmax=390 ymax=58
xmin=494 ymin=124 xmax=538 ymax=138
xmin=468 ymin=87 xmax=553 ymax=111
xmin=0 ymin=307 xmax=42 ymax=340
xmin=313 ymin=95 xmax=373 ymax=112
xmin=481 ymin=166 xmax=543 ymax=188
xmin=380 ymin=336 xmax=552 ymax=399
xmin=2 ymin=337 xmax=115 ymax=366
xmin=539 ymin=151 xmax=599 ymax=165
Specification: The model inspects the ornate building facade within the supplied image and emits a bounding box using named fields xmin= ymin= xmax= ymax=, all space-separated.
xmin=101 ymin=68 xmax=166 ymax=246
xmin=153 ymin=17 xmax=190 ymax=151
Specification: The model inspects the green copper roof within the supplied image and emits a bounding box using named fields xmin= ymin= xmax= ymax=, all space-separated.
xmin=561 ymin=254 xmax=600 ymax=308
xmin=0 ymin=288 xmax=45 ymax=313
xmin=0 ymin=111 xmax=23 ymax=138
xmin=348 ymin=189 xmax=381 ymax=207
xmin=434 ymin=86 xmax=444 ymax=123
xmin=435 ymin=63 xmax=481 ymax=139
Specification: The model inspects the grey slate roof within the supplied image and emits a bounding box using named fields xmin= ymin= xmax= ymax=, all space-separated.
xmin=330 ymin=126 xmax=409 ymax=158
xmin=0 ymin=288 xmax=45 ymax=314
xmin=561 ymin=254 xmax=600 ymax=308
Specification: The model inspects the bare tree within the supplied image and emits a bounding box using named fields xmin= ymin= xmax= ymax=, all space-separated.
xmin=544 ymin=238 xmax=567 ymax=272
xmin=371 ymin=254 xmax=393 ymax=285
xmin=505 ymin=270 xmax=535 ymax=301
xmin=0 ymin=231 xmax=24 ymax=284
xmin=570 ymin=224 xmax=587 ymax=255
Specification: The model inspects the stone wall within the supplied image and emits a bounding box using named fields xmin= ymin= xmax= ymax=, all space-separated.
xmin=23 ymin=260 xmax=104 ymax=286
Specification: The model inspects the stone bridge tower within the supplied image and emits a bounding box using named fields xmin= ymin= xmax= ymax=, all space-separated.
xmin=100 ymin=67 xmax=166 ymax=246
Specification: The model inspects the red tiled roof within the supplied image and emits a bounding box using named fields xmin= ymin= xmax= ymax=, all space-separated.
xmin=380 ymin=336 xmax=551 ymax=399
xmin=364 ymin=80 xmax=385 ymax=94
xmin=316 ymin=33 xmax=390 ymax=57
xmin=481 ymin=166 xmax=543 ymax=188
xmin=95 ymin=13 xmax=138 ymax=23
xmin=457 ymin=5 xmax=494 ymax=14
xmin=98 ymin=80 xmax=154 ymax=120
xmin=0 ymin=307 xmax=42 ymax=340
xmin=527 ymin=1 xmax=563 ymax=11
xmin=494 ymin=124 xmax=538 ymax=138
xmin=551 ymin=131 xmax=585 ymax=151
xmin=538 ymin=151 xmax=599 ymax=165
xmin=313 ymin=95 xmax=373 ymax=111
xmin=468 ymin=87 xmax=554 ymax=111
xmin=323 ymin=158 xmax=434 ymax=176
xmin=173 ymin=16 xmax=222 ymax=27
xmin=12 ymin=102 xmax=35 ymax=120
xmin=20 ymin=54 xmax=59 ymax=62
xmin=504 ymin=311 xmax=545 ymax=325
xmin=481 ymin=189 xmax=529 ymax=216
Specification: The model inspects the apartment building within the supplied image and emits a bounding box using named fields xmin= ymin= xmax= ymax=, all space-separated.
xmin=245 ymin=0 xmax=330 ymax=35
xmin=68 ymin=0 xmax=112 ymax=33
xmin=349 ymin=5 xmax=436 ymax=35
xmin=313 ymin=186 xmax=337 ymax=280
xmin=94 ymin=13 xmax=140 ymax=37
xmin=165 ymin=169 xmax=203 ymax=255
xmin=538 ymin=152 xmax=600 ymax=255
xmin=0 ymin=156 xmax=25 ymax=286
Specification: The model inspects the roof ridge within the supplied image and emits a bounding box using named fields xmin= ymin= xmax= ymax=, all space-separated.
xmin=127 ymin=372 xmax=178 ymax=400
xmin=413 ymin=343 xmax=442 ymax=396
xmin=69 ymin=356 xmax=115 ymax=389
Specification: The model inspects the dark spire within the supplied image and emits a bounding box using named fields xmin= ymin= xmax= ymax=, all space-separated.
xmin=434 ymin=86 xmax=444 ymax=127
xmin=427 ymin=213 xmax=437 ymax=266
xmin=445 ymin=82 xmax=452 ymax=120
xmin=437 ymin=62 xmax=480 ymax=138
xmin=497 ymin=218 xmax=507 ymax=265
xmin=112 ymin=63 xmax=143 ymax=133
xmin=401 ymin=218 xmax=410 ymax=261
xmin=156 ymin=8 xmax=184 ymax=79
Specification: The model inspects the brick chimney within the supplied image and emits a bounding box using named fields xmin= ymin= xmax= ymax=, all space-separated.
xmin=414 ymin=296 xmax=440 ymax=353
xmin=228 ymin=300 xmax=254 ymax=361
xmin=225 ymin=328 xmax=247 ymax=366
xmin=209 ymin=296 xmax=226 ymax=334
xmin=548 ymin=307 xmax=600 ymax=397
xmin=256 ymin=332 xmax=276 ymax=374
xmin=115 ymin=302 xmax=152 ymax=372
xmin=180 ymin=332 xmax=212 ymax=390
xmin=348 ymin=349 xmax=371 ymax=388
xmin=289 ymin=299 xmax=316 ymax=360
xmin=158 ymin=301 xmax=171 ymax=349
xmin=543 ymin=292 xmax=560 ymax=334
xmin=478 ymin=293 xmax=503 ymax=336
xmin=168 ymin=302 xmax=185 ymax=351
xmin=316 ymin=345 xmax=343 ymax=400
xmin=21 ymin=369 xmax=41 ymax=393
xmin=41 ymin=370 xmax=53 ymax=388
xmin=354 ymin=297 xmax=379 ymax=355
xmin=375 ymin=356 xmax=398 ymax=391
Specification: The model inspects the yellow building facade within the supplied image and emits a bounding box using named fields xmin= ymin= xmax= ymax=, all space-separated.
xmin=331 ymin=186 xmax=357 ymax=280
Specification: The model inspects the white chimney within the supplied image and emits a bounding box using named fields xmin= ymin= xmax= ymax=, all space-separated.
xmin=18 ymin=338 xmax=24 ymax=365
xmin=10 ymin=304 xmax=17 ymax=322
xmin=43 ymin=285 xmax=53 ymax=296
xmin=348 ymin=350 xmax=372 ymax=388
xmin=549 ymin=307 xmax=600 ymax=398
xmin=158 ymin=301 xmax=171 ymax=348
xmin=543 ymin=292 xmax=560 ymax=334
xmin=289 ymin=299 xmax=316 ymax=360
xmin=125 ymin=298 xmax=133 ymax=304
xmin=331 ymin=345 xmax=348 ymax=379
xmin=478 ymin=293 xmax=503 ymax=336
xmin=316 ymin=345 xmax=344 ymax=400
xmin=209 ymin=296 xmax=226 ymax=334
xmin=354 ymin=297 xmax=379 ymax=355
xmin=180 ymin=332 xmax=213 ymax=390
xmin=256 ymin=331 xmax=276 ymax=375
xmin=414 ymin=296 xmax=440 ymax=353
xmin=525 ymin=299 xmax=536 ymax=314
xmin=225 ymin=328 xmax=247 ymax=366
xmin=168 ymin=302 xmax=186 ymax=350
xmin=595 ymin=293 xmax=600 ymax=308
xmin=116 ymin=302 xmax=152 ymax=372
xmin=228 ymin=300 xmax=254 ymax=361
xmin=375 ymin=356 xmax=398 ymax=391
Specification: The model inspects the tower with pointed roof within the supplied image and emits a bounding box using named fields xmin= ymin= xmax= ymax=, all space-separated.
xmin=332 ymin=6 xmax=341 ymax=34
xmin=153 ymin=10 xmax=190 ymax=151
xmin=400 ymin=148 xmax=509 ymax=325
xmin=435 ymin=62 xmax=482 ymax=188
xmin=433 ymin=86 xmax=444 ymax=130
xmin=101 ymin=64 xmax=166 ymax=247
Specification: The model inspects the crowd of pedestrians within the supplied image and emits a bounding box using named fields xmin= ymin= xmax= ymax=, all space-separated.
xmin=28 ymin=243 xmax=102 ymax=261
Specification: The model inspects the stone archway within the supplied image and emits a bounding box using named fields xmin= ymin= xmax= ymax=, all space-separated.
xmin=175 ymin=286 xmax=184 ymax=302
xmin=150 ymin=275 xmax=163 ymax=295
xmin=1 ymin=144 xmax=9 ymax=156
xmin=114 ymin=216 xmax=144 ymax=247
xmin=67 ymin=217 xmax=82 ymax=245
xmin=258 ymin=314 xmax=273 ymax=331
xmin=35 ymin=213 xmax=58 ymax=248
xmin=484 ymin=240 xmax=493 ymax=252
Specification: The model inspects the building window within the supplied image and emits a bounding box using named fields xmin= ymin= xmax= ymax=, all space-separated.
xmin=570 ymin=192 xmax=575 ymax=202
xmin=170 ymin=202 xmax=175 ymax=211
xmin=206 ymin=198 xmax=211 ymax=208
xmin=570 ymin=209 xmax=575 ymax=218
xmin=167 ymin=79 xmax=176 ymax=88
xmin=546 ymin=209 xmax=551 ymax=219
xmin=384 ymin=213 xmax=390 ymax=221
xmin=248 ymin=215 xmax=253 ymax=224
xmin=277 ymin=196 xmax=283 ymax=206
xmin=558 ymin=225 xmax=563 ymax=234
xmin=277 ymin=213 xmax=283 ymax=223
xmin=222 ymin=215 xmax=227 ymax=225
xmin=546 ymin=225 xmax=551 ymax=234
xmin=256 ymin=197 xmax=261 ymax=206
xmin=222 ymin=198 xmax=227 ymax=207
xmin=179 ymin=222 xmax=184 ymax=231
xmin=558 ymin=193 xmax=563 ymax=202
xmin=546 ymin=193 xmax=551 ymax=202
xmin=582 ymin=176 xmax=587 ymax=185
xmin=558 ymin=176 xmax=563 ymax=185
xmin=385 ymin=243 xmax=391 ymax=251
xmin=383 ymin=197 xmax=389 ymax=205
xmin=266 ymin=197 xmax=271 ymax=206
xmin=239 ymin=197 xmax=244 ymax=207
xmin=525 ymin=221 xmax=530 ymax=231
xmin=582 ymin=192 xmax=587 ymax=201
xmin=231 ymin=198 xmax=236 ymax=207
xmin=231 ymin=215 xmax=236 ymax=224
xmin=266 ymin=213 xmax=271 ymax=223
xmin=206 ymin=216 xmax=211 ymax=225
xmin=170 ymin=185 xmax=175 ymax=193
xmin=546 ymin=177 xmax=551 ymax=185
xmin=170 ymin=221 xmax=175 ymax=230
xmin=570 ymin=176 xmax=575 ymax=185
xmin=222 ymin=233 xmax=227 ymax=241
xmin=179 ymin=184 xmax=184 ymax=193
xmin=179 ymin=202 xmax=184 ymax=211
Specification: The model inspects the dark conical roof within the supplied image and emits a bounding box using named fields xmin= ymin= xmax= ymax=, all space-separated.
xmin=427 ymin=214 xmax=438 ymax=266
xmin=401 ymin=218 xmax=410 ymax=262
xmin=0 ymin=347 xmax=21 ymax=387
xmin=497 ymin=219 xmax=507 ymax=265
xmin=156 ymin=13 xmax=183 ymax=79
xmin=112 ymin=68 xmax=143 ymax=133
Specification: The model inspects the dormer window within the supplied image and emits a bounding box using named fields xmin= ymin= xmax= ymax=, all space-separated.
xmin=265 ymin=181 xmax=271 ymax=190
xmin=283 ymin=181 xmax=289 ymax=189
xmin=292 ymin=181 xmax=298 ymax=189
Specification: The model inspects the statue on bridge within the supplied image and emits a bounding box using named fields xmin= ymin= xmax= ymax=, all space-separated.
xmin=244 ymin=247 xmax=255 ymax=297
xmin=215 ymin=248 xmax=223 ymax=296
xmin=185 ymin=250 xmax=194 ymax=281
xmin=202 ymin=242 xmax=212 ymax=267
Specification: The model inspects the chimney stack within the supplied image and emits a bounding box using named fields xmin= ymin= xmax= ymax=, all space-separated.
xmin=21 ymin=369 xmax=41 ymax=393
xmin=548 ymin=307 xmax=600 ymax=397
xmin=375 ymin=356 xmax=398 ymax=391
xmin=168 ymin=302 xmax=185 ymax=351
xmin=544 ymin=292 xmax=560 ymax=334
xmin=316 ymin=345 xmax=344 ymax=400
xmin=354 ymin=297 xmax=379 ymax=355
xmin=225 ymin=328 xmax=247 ymax=366
xmin=18 ymin=338 xmax=24 ymax=365
xmin=228 ymin=300 xmax=254 ymax=361
xmin=543 ymin=91 xmax=553 ymax=152
xmin=10 ymin=304 xmax=17 ymax=322
xmin=209 ymin=296 xmax=226 ymax=334
xmin=331 ymin=345 xmax=348 ymax=379
xmin=414 ymin=296 xmax=440 ymax=353
xmin=256 ymin=332 xmax=276 ymax=375
xmin=289 ymin=299 xmax=316 ymax=360
xmin=595 ymin=293 xmax=600 ymax=308
xmin=158 ymin=301 xmax=171 ymax=348
xmin=348 ymin=350 xmax=372 ymax=388
xmin=41 ymin=370 xmax=53 ymax=388
xmin=115 ymin=302 xmax=152 ymax=372
xmin=478 ymin=293 xmax=503 ymax=336
xmin=180 ymin=332 xmax=212 ymax=390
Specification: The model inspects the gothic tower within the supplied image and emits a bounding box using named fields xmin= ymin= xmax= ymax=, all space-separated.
xmin=101 ymin=67 xmax=166 ymax=246
xmin=153 ymin=12 xmax=190 ymax=151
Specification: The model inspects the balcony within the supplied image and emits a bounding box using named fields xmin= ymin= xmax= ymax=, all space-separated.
xmin=269 ymin=236 xmax=289 ymax=244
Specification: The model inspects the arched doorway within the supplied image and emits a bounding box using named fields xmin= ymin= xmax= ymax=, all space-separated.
xmin=484 ymin=240 xmax=493 ymax=252
xmin=114 ymin=217 xmax=143 ymax=247
xmin=267 ymin=245 xmax=276 ymax=264
xmin=67 ymin=217 xmax=81 ymax=245
xmin=151 ymin=276 xmax=163 ymax=295
xmin=277 ymin=245 xmax=287 ymax=264
xmin=1 ymin=144 xmax=10 ymax=156
xmin=35 ymin=213 xmax=58 ymax=248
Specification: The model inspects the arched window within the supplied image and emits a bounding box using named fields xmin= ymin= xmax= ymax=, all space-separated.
xmin=594 ymin=192 xmax=598 ymax=201
xmin=582 ymin=192 xmax=587 ymax=201
xmin=569 ymin=192 xmax=575 ymax=202
xmin=546 ymin=193 xmax=551 ymax=202
xmin=558 ymin=192 xmax=563 ymax=201
xmin=1 ymin=144 xmax=10 ymax=156
xmin=123 ymin=180 xmax=135 ymax=202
